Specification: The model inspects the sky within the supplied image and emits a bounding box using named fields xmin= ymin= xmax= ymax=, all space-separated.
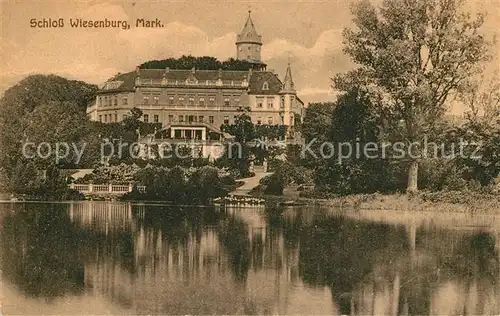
xmin=1 ymin=0 xmax=499 ymax=110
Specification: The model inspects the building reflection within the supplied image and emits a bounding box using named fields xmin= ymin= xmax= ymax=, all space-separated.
xmin=1 ymin=202 xmax=498 ymax=315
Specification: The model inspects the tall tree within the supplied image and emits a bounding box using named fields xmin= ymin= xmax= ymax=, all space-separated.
xmin=301 ymin=102 xmax=335 ymax=143
xmin=335 ymin=0 xmax=491 ymax=192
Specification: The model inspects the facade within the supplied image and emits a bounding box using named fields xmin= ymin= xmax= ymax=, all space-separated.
xmin=86 ymin=11 xmax=304 ymax=159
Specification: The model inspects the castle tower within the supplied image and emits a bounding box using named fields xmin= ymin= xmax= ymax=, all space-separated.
xmin=236 ymin=10 xmax=263 ymax=62
xmin=280 ymin=62 xmax=297 ymax=132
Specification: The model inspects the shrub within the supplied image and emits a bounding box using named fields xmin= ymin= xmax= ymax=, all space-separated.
xmin=259 ymin=175 xmax=272 ymax=185
xmin=264 ymin=174 xmax=284 ymax=195
xmin=220 ymin=175 xmax=236 ymax=185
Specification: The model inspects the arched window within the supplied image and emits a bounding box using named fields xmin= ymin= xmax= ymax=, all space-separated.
xmin=262 ymin=82 xmax=269 ymax=90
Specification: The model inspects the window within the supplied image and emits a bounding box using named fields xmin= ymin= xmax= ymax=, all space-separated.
xmin=123 ymin=97 xmax=128 ymax=105
xmin=168 ymin=115 xmax=174 ymax=122
xmin=99 ymin=115 xmax=102 ymax=122
xmin=209 ymin=96 xmax=215 ymax=106
xmin=223 ymin=116 xmax=229 ymax=125
xmin=262 ymin=82 xmax=269 ymax=90
xmin=143 ymin=114 xmax=149 ymax=123
xmin=199 ymin=97 xmax=205 ymax=106
xmin=154 ymin=114 xmax=159 ymax=123
xmin=104 ymin=96 xmax=108 ymax=106
xmin=199 ymin=116 xmax=204 ymax=122
xmin=267 ymin=99 xmax=274 ymax=108
xmin=104 ymin=114 xmax=108 ymax=122
xmin=169 ymin=96 xmax=174 ymax=105
xmin=99 ymin=97 xmax=102 ymax=106
xmin=280 ymin=97 xmax=285 ymax=108
xmin=268 ymin=117 xmax=273 ymax=125
xmin=189 ymin=97 xmax=195 ymax=105
xmin=188 ymin=115 xmax=196 ymax=123
xmin=143 ymin=96 xmax=149 ymax=104
xmin=179 ymin=96 xmax=184 ymax=105
xmin=256 ymin=98 xmax=264 ymax=108
xmin=257 ymin=117 xmax=262 ymax=125
xmin=179 ymin=115 xmax=184 ymax=122
xmin=115 ymin=114 xmax=118 ymax=122
xmin=122 ymin=114 xmax=128 ymax=120
xmin=209 ymin=116 xmax=214 ymax=124
xmin=153 ymin=95 xmax=159 ymax=104
xmin=113 ymin=96 xmax=117 ymax=106
xmin=224 ymin=97 xmax=230 ymax=106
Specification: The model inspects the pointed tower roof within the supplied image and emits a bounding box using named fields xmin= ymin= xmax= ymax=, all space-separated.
xmin=236 ymin=10 xmax=262 ymax=45
xmin=281 ymin=62 xmax=296 ymax=93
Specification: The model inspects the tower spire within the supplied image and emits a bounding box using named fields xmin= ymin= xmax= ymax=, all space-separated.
xmin=282 ymin=61 xmax=295 ymax=92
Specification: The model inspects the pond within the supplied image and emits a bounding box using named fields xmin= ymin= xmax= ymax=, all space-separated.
xmin=1 ymin=201 xmax=499 ymax=315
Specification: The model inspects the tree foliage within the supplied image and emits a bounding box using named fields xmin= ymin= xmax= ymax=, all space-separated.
xmin=0 ymin=75 xmax=98 ymax=190
xmin=139 ymin=56 xmax=263 ymax=71
xmin=301 ymin=102 xmax=335 ymax=143
xmin=335 ymin=0 xmax=492 ymax=192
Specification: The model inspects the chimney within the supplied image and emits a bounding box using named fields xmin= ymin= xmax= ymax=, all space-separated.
xmin=136 ymin=66 xmax=140 ymax=74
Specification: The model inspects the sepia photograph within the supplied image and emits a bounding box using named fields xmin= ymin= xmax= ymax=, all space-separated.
xmin=1 ymin=0 xmax=499 ymax=314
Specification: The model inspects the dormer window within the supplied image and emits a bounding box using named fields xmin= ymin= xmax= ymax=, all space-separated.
xmin=262 ymin=82 xmax=269 ymax=91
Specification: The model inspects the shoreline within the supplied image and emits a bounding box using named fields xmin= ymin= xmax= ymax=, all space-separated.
xmin=2 ymin=191 xmax=500 ymax=214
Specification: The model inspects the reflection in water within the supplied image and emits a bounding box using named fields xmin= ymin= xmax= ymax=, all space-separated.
xmin=1 ymin=202 xmax=499 ymax=315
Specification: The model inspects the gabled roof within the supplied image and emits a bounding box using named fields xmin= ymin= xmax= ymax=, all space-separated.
xmin=236 ymin=11 xmax=262 ymax=45
xmin=248 ymin=71 xmax=282 ymax=95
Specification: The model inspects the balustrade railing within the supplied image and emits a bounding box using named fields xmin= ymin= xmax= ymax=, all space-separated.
xmin=69 ymin=183 xmax=146 ymax=195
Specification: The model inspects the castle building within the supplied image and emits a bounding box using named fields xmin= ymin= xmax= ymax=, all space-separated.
xmin=86 ymin=11 xmax=304 ymax=159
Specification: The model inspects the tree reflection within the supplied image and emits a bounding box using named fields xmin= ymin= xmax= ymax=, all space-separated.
xmin=445 ymin=231 xmax=500 ymax=313
xmin=297 ymin=216 xmax=410 ymax=314
xmin=218 ymin=213 xmax=251 ymax=282
xmin=1 ymin=204 xmax=85 ymax=299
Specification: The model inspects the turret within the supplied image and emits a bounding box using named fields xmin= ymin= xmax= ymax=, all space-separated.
xmin=236 ymin=11 xmax=263 ymax=62
xmin=279 ymin=62 xmax=297 ymax=131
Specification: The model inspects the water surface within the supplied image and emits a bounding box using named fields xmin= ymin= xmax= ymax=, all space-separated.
xmin=1 ymin=202 xmax=499 ymax=315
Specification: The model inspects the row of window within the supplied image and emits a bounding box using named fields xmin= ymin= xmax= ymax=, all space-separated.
xmin=99 ymin=113 xmax=120 ymax=123
xmin=144 ymin=114 xmax=217 ymax=124
xmin=256 ymin=117 xmax=275 ymax=125
xmin=256 ymin=97 xmax=279 ymax=109
xmin=98 ymin=113 xmax=275 ymax=125
xmin=99 ymin=95 xmax=127 ymax=107
xmin=98 ymin=92 xmax=290 ymax=108
xmin=142 ymin=94 xmax=242 ymax=107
